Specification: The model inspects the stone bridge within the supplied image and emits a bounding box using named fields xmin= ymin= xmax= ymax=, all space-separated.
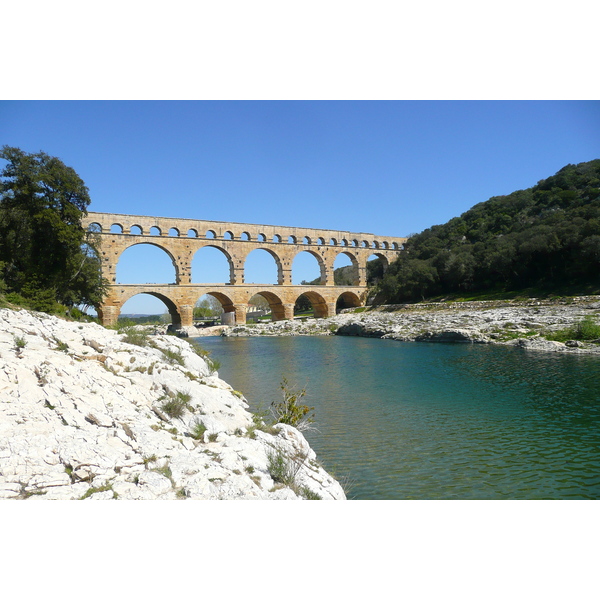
xmin=83 ymin=212 xmax=406 ymax=328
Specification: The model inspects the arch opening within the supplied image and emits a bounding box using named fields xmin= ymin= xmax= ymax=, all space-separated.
xmin=292 ymin=250 xmax=325 ymax=285
xmin=333 ymin=252 xmax=359 ymax=286
xmin=110 ymin=223 xmax=123 ymax=234
xmin=88 ymin=222 xmax=102 ymax=233
xmin=187 ymin=229 xmax=198 ymax=238
xmin=294 ymin=290 xmax=328 ymax=319
xmin=150 ymin=226 xmax=161 ymax=236
xmin=336 ymin=291 xmax=362 ymax=313
xmin=115 ymin=243 xmax=178 ymax=284
xmin=191 ymin=246 xmax=233 ymax=284
xmin=248 ymin=291 xmax=285 ymax=321
xmin=130 ymin=225 xmax=142 ymax=235
xmin=169 ymin=228 xmax=180 ymax=237
xmin=247 ymin=293 xmax=272 ymax=322
xmin=244 ymin=248 xmax=282 ymax=285
xmin=194 ymin=293 xmax=226 ymax=326
xmin=367 ymin=253 xmax=389 ymax=285
xmin=118 ymin=292 xmax=182 ymax=327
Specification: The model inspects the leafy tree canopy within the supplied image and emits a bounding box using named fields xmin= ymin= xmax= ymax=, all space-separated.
xmin=377 ymin=159 xmax=600 ymax=303
xmin=0 ymin=146 xmax=107 ymax=312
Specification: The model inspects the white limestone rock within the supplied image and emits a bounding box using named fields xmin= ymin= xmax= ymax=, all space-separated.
xmin=0 ymin=308 xmax=346 ymax=501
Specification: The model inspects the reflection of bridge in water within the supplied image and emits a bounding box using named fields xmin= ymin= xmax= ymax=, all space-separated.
xmin=83 ymin=212 xmax=406 ymax=328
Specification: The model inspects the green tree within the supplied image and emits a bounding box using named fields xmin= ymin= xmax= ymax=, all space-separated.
xmin=194 ymin=295 xmax=223 ymax=319
xmin=0 ymin=146 xmax=106 ymax=311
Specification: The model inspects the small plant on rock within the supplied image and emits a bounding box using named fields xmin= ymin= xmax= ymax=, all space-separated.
xmin=121 ymin=327 xmax=149 ymax=347
xmin=266 ymin=447 xmax=305 ymax=488
xmin=160 ymin=347 xmax=185 ymax=366
xmin=206 ymin=357 xmax=221 ymax=374
xmin=54 ymin=338 xmax=69 ymax=352
xmin=160 ymin=391 xmax=190 ymax=420
xmin=13 ymin=335 xmax=26 ymax=350
xmin=299 ymin=485 xmax=322 ymax=500
xmin=190 ymin=420 xmax=207 ymax=440
xmin=270 ymin=378 xmax=315 ymax=431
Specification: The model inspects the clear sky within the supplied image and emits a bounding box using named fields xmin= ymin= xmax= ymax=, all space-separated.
xmin=2 ymin=100 xmax=599 ymax=313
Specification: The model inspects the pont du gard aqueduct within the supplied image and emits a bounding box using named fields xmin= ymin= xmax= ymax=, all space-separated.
xmin=82 ymin=212 xmax=407 ymax=328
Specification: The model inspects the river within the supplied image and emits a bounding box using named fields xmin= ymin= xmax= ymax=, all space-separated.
xmin=196 ymin=335 xmax=600 ymax=500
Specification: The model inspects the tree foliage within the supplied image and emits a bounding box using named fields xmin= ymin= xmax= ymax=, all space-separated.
xmin=377 ymin=159 xmax=600 ymax=302
xmin=193 ymin=295 xmax=224 ymax=319
xmin=0 ymin=146 xmax=107 ymax=311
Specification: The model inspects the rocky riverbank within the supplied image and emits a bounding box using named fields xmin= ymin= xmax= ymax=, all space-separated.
xmin=0 ymin=308 xmax=345 ymax=500
xmin=219 ymin=296 xmax=600 ymax=354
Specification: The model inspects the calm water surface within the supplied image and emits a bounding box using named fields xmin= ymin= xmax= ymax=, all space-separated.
xmin=197 ymin=336 xmax=600 ymax=500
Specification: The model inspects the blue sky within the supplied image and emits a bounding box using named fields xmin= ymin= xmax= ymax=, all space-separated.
xmin=2 ymin=100 xmax=599 ymax=313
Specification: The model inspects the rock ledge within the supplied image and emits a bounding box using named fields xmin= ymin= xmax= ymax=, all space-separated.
xmin=0 ymin=308 xmax=345 ymax=500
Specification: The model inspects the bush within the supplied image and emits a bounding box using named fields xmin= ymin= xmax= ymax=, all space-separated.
xmin=160 ymin=391 xmax=191 ymax=419
xmin=190 ymin=420 xmax=207 ymax=440
xmin=206 ymin=357 xmax=220 ymax=374
xmin=266 ymin=447 xmax=303 ymax=486
xmin=13 ymin=335 xmax=27 ymax=349
xmin=574 ymin=316 xmax=600 ymax=340
xmin=546 ymin=315 xmax=600 ymax=342
xmin=270 ymin=378 xmax=315 ymax=431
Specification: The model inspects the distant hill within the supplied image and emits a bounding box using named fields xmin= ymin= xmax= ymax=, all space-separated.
xmin=376 ymin=159 xmax=600 ymax=302
xmin=302 ymin=260 xmax=384 ymax=287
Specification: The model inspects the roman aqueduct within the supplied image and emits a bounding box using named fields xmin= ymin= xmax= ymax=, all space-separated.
xmin=83 ymin=212 xmax=406 ymax=328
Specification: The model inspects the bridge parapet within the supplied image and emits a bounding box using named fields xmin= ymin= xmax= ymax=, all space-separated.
xmin=84 ymin=212 xmax=406 ymax=251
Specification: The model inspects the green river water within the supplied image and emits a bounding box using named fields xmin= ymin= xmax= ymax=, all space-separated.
xmin=196 ymin=335 xmax=600 ymax=500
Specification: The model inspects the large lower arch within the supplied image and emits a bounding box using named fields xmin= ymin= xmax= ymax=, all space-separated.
xmin=250 ymin=291 xmax=287 ymax=321
xmin=294 ymin=290 xmax=329 ymax=318
xmin=110 ymin=292 xmax=183 ymax=326
xmin=195 ymin=290 xmax=236 ymax=315
xmin=336 ymin=291 xmax=362 ymax=312
xmin=115 ymin=242 xmax=179 ymax=284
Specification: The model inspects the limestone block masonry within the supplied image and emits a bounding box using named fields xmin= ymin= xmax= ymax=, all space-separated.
xmin=83 ymin=212 xmax=406 ymax=327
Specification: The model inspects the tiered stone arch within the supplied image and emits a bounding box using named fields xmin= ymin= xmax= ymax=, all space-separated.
xmin=83 ymin=211 xmax=406 ymax=327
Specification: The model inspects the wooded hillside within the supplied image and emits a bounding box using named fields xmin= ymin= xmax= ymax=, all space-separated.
xmin=376 ymin=159 xmax=600 ymax=302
